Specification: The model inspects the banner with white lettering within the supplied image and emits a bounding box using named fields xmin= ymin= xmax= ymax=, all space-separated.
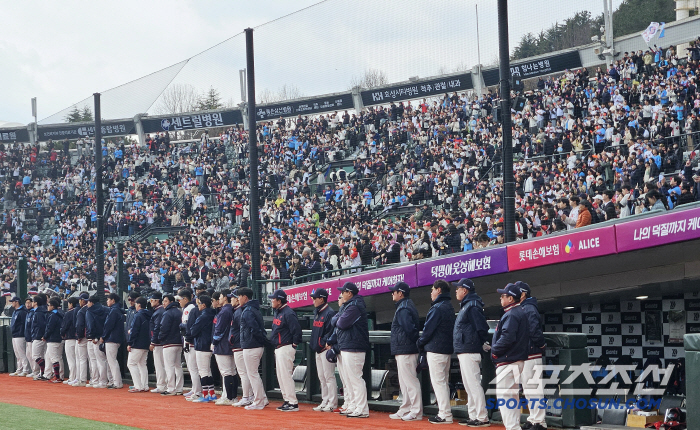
xmin=361 ymin=73 xmax=473 ymax=107
xmin=142 ymin=110 xmax=243 ymax=134
xmin=482 ymin=51 xmax=583 ymax=87
xmin=38 ymin=121 xmax=136 ymax=141
xmin=0 ymin=127 xmax=30 ymax=143
xmin=255 ymin=93 xmax=354 ymax=121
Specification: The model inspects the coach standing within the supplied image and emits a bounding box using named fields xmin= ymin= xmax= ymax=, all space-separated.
xmin=388 ymin=281 xmax=422 ymax=422
xmin=86 ymin=295 xmax=108 ymax=388
xmin=491 ymin=283 xmax=529 ymax=430
xmin=149 ymin=292 xmax=167 ymax=393
xmin=516 ymin=281 xmax=547 ymax=430
xmin=417 ymin=280 xmax=455 ymax=425
xmin=453 ymin=278 xmax=491 ymax=427
xmin=60 ymin=297 xmax=78 ymax=385
xmin=158 ymin=294 xmax=184 ymax=396
xmin=230 ymin=289 xmax=253 ymax=407
xmin=335 ymin=282 xmax=370 ymax=418
xmin=309 ymin=288 xmax=337 ymax=412
xmin=213 ymin=290 xmax=237 ymax=405
xmin=269 ymin=289 xmax=302 ymax=412
xmin=101 ymin=293 xmax=125 ymax=389
xmin=9 ymin=297 xmax=30 ymax=376
xmin=44 ymin=297 xmax=64 ymax=383
xmin=31 ymin=295 xmax=49 ymax=381
xmin=238 ymin=287 xmax=269 ymax=410
xmin=178 ymin=288 xmax=201 ymax=401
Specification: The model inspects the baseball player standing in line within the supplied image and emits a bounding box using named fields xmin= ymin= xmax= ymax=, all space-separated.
xmin=269 ymin=289 xmax=302 ymax=412
xmin=309 ymin=288 xmax=337 ymax=412
xmin=238 ymin=287 xmax=269 ymax=410
xmin=212 ymin=290 xmax=237 ymax=405
xmin=44 ymin=297 xmax=64 ymax=383
xmin=72 ymin=292 xmax=90 ymax=386
xmin=516 ymin=281 xmax=547 ymax=430
xmin=86 ymin=295 xmax=109 ymax=388
xmin=388 ymin=281 xmax=422 ymax=422
xmin=101 ymin=293 xmax=125 ymax=389
xmin=230 ymin=289 xmax=254 ymax=407
xmin=417 ymin=280 xmax=456 ymax=424
xmin=190 ymin=295 xmax=217 ymax=403
xmin=148 ymin=292 xmax=167 ymax=393
xmin=158 ymin=294 xmax=184 ymax=396
xmin=453 ymin=278 xmax=491 ymax=427
xmin=31 ymin=295 xmax=49 ymax=381
xmin=24 ymin=298 xmax=38 ymax=379
xmin=326 ymin=292 xmax=352 ymax=414
xmin=334 ymin=282 xmax=370 ymax=418
xmin=8 ymin=297 xmax=30 ymax=376
xmin=127 ymin=297 xmax=152 ymax=393
xmin=60 ymin=297 xmax=78 ymax=385
xmin=491 ymin=283 xmax=529 ymax=430
xmin=178 ymin=289 xmax=202 ymax=401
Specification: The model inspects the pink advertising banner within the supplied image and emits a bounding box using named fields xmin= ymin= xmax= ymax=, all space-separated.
xmin=507 ymin=225 xmax=617 ymax=271
xmin=338 ymin=264 xmax=417 ymax=297
xmin=615 ymin=206 xmax=700 ymax=253
xmin=285 ymin=278 xmax=339 ymax=309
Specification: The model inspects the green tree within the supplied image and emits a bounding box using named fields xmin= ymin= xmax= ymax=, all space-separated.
xmin=612 ymin=0 xmax=676 ymax=38
xmin=512 ymin=11 xmax=603 ymax=60
xmin=80 ymin=106 xmax=93 ymax=122
xmin=196 ymin=87 xmax=223 ymax=111
xmin=65 ymin=106 xmax=83 ymax=123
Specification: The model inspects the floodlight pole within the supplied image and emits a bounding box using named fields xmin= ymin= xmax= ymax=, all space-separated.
xmin=498 ymin=0 xmax=516 ymax=243
xmin=94 ymin=93 xmax=105 ymax=303
xmin=245 ymin=28 xmax=262 ymax=297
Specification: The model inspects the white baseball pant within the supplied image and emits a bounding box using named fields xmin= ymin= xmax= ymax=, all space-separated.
xmin=396 ymin=353 xmax=423 ymax=417
xmin=162 ymin=346 xmax=184 ymax=393
xmin=427 ymin=352 xmax=452 ymax=421
xmin=458 ymin=353 xmax=489 ymax=422
xmin=315 ymin=351 xmax=337 ymax=408
xmin=242 ymin=347 xmax=267 ymax=407
xmin=275 ymin=345 xmax=297 ymax=404
xmin=496 ymin=362 xmax=525 ymax=430
xmin=127 ymin=348 xmax=149 ymax=391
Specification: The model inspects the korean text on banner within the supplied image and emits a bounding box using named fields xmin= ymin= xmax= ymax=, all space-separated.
xmin=615 ymin=207 xmax=700 ymax=253
xmin=415 ymin=247 xmax=508 ymax=286
xmin=338 ymin=264 xmax=417 ymax=297
xmin=507 ymin=226 xmax=616 ymax=271
xmin=285 ymin=278 xmax=339 ymax=309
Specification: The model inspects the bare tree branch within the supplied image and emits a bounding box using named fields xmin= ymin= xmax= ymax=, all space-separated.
xmin=348 ymin=68 xmax=389 ymax=90
xmin=257 ymin=84 xmax=305 ymax=104
xmin=153 ymin=84 xmax=200 ymax=115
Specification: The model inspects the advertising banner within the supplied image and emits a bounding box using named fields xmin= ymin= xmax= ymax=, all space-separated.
xmin=141 ymin=110 xmax=243 ymax=134
xmin=615 ymin=207 xmax=700 ymax=253
xmin=285 ymin=278 xmax=339 ymax=309
xmin=256 ymin=93 xmax=354 ymax=121
xmin=482 ymin=51 xmax=583 ymax=86
xmin=338 ymin=264 xmax=417 ymax=297
xmin=415 ymin=247 xmax=508 ymax=287
xmin=0 ymin=127 xmax=30 ymax=143
xmin=507 ymin=226 xmax=616 ymax=271
xmin=361 ymin=73 xmax=473 ymax=106
xmin=38 ymin=121 xmax=136 ymax=140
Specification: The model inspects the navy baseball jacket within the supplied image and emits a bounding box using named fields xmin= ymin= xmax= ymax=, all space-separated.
xmin=417 ymin=293 xmax=455 ymax=354
xmin=149 ymin=305 xmax=165 ymax=345
xmin=310 ymin=303 xmax=335 ymax=354
xmin=270 ymin=304 xmax=302 ymax=348
xmin=128 ymin=308 xmax=153 ymax=350
xmin=85 ymin=303 xmax=107 ymax=340
xmin=520 ymin=297 xmax=546 ymax=360
xmin=10 ymin=305 xmax=27 ymax=338
xmin=491 ymin=303 xmax=529 ymax=366
xmin=240 ymin=300 xmax=268 ymax=349
xmin=60 ymin=307 xmax=77 ymax=340
xmin=336 ymin=295 xmax=370 ymax=352
xmin=229 ymin=305 xmax=244 ymax=350
xmin=453 ymin=292 xmax=491 ymax=354
xmin=102 ymin=303 xmax=125 ymax=344
xmin=44 ymin=309 xmax=64 ymax=343
xmin=190 ymin=307 xmax=216 ymax=352
xmin=75 ymin=305 xmax=88 ymax=340
xmin=157 ymin=303 xmax=183 ymax=348
xmin=24 ymin=308 xmax=34 ymax=342
xmin=391 ymin=297 xmax=420 ymax=356
xmin=213 ymin=303 xmax=234 ymax=355
xmin=31 ymin=305 xmax=48 ymax=341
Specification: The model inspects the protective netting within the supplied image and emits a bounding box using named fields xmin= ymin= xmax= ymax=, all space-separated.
xmin=40 ymin=0 xmax=635 ymax=123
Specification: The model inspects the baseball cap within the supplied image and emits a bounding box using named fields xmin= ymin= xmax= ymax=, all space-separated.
xmin=455 ymin=278 xmax=475 ymax=290
xmin=9 ymin=296 xmax=20 ymax=302
xmin=496 ymin=283 xmax=520 ymax=299
xmin=79 ymin=292 xmax=90 ymax=301
xmin=227 ymin=289 xmax=239 ymax=298
xmin=311 ymin=288 xmax=329 ymax=299
xmin=515 ymin=281 xmax=531 ymax=296
xmin=388 ymin=281 xmax=410 ymax=295
xmin=337 ymin=282 xmax=359 ymax=295
xmin=268 ymin=289 xmax=287 ymax=301
xmin=149 ymin=292 xmax=163 ymax=300
xmin=593 ymin=194 xmax=603 ymax=201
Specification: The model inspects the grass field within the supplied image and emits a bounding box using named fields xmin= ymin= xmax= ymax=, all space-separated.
xmin=0 ymin=403 xmax=138 ymax=430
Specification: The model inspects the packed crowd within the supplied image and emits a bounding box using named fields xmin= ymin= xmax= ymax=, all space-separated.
xmin=1 ymin=42 xmax=700 ymax=300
